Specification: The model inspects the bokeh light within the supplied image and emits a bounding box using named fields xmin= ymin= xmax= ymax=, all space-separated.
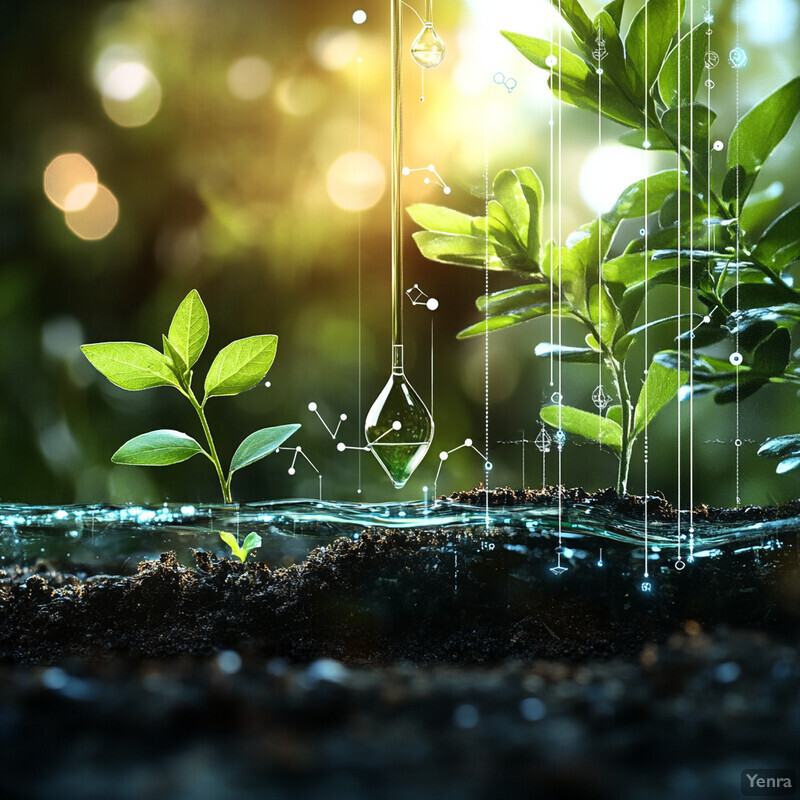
xmin=275 ymin=76 xmax=323 ymax=116
xmin=352 ymin=10 xmax=367 ymax=25
xmin=313 ymin=29 xmax=360 ymax=71
xmin=95 ymin=46 xmax=161 ymax=127
xmin=64 ymin=185 xmax=119 ymax=240
xmin=579 ymin=145 xmax=653 ymax=214
xmin=742 ymin=0 xmax=798 ymax=44
xmin=227 ymin=56 xmax=272 ymax=100
xmin=44 ymin=154 xmax=98 ymax=212
xmin=326 ymin=152 xmax=385 ymax=211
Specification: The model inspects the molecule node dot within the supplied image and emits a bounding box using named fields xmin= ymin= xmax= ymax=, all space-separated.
xmin=392 ymin=420 xmax=402 ymax=430
xmin=340 ymin=413 xmax=347 ymax=421
xmin=426 ymin=298 xmax=439 ymax=310
xmin=288 ymin=468 xmax=296 ymax=475
xmin=337 ymin=442 xmax=346 ymax=452
xmin=308 ymin=402 xmax=317 ymax=411
xmin=439 ymin=451 xmax=449 ymax=460
xmin=464 ymin=438 xmax=473 ymax=447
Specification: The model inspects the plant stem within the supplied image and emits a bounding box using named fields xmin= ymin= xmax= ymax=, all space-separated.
xmin=607 ymin=355 xmax=634 ymax=496
xmin=186 ymin=390 xmax=232 ymax=504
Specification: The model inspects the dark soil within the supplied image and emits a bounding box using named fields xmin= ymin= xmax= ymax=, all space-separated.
xmin=0 ymin=490 xmax=798 ymax=799
xmin=448 ymin=483 xmax=800 ymax=523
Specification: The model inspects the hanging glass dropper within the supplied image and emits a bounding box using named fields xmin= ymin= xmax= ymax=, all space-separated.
xmin=410 ymin=0 xmax=445 ymax=68
xmin=364 ymin=0 xmax=439 ymax=489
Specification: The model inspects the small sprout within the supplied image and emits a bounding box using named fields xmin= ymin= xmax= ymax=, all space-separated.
xmin=219 ymin=531 xmax=262 ymax=563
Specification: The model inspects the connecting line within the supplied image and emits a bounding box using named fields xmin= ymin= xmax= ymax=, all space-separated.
xmin=675 ymin=0 xmax=683 ymax=572
xmin=433 ymin=438 xmax=492 ymax=502
xmin=336 ymin=421 xmax=404 ymax=453
xmin=595 ymin=24 xmax=605 ymax=440
xmin=277 ymin=446 xmax=323 ymax=501
xmin=402 ymin=165 xmax=451 ymax=194
xmin=307 ymin=402 xmax=347 ymax=440
xmin=406 ymin=283 xmax=439 ymax=310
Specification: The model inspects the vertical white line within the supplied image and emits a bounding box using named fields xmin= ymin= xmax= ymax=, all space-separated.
xmin=644 ymin=0 xmax=649 ymax=578
xmin=676 ymin=0 xmax=683 ymax=564
xmin=557 ymin=0 xmax=563 ymax=542
xmin=357 ymin=56 xmax=363 ymax=495
xmin=597 ymin=38 xmax=603 ymax=438
xmin=689 ymin=0 xmax=695 ymax=534
xmin=549 ymin=10 xmax=555 ymax=387
xmin=735 ymin=0 xmax=741 ymax=505
xmin=485 ymin=122 xmax=490 ymax=529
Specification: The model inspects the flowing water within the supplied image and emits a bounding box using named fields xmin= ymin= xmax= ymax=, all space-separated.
xmin=0 ymin=498 xmax=795 ymax=577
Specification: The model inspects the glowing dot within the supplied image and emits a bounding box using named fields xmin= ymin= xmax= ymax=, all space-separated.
xmin=713 ymin=140 xmax=724 ymax=151
xmin=426 ymin=298 xmax=439 ymax=310
xmin=735 ymin=438 xmax=742 ymax=447
xmin=443 ymin=187 xmax=451 ymax=195
xmin=392 ymin=420 xmax=402 ymax=430
xmin=729 ymin=352 xmax=743 ymax=366
xmin=44 ymin=154 xmax=98 ymax=212
xmin=64 ymin=185 xmax=118 ymax=240
xmin=643 ymin=140 xmax=651 ymax=149
xmin=288 ymin=468 xmax=296 ymax=475
xmin=308 ymin=402 xmax=318 ymax=411
xmin=337 ymin=442 xmax=346 ymax=452
xmin=352 ymin=9 xmax=367 ymax=24
xmin=327 ymin=151 xmax=386 ymax=211
xmin=545 ymin=55 xmax=557 ymax=67
xmin=227 ymin=56 xmax=272 ymax=100
xmin=402 ymin=167 xmax=411 ymax=175
xmin=340 ymin=414 xmax=347 ymax=421
xmin=439 ymin=451 xmax=449 ymax=460
xmin=703 ymin=316 xmax=711 ymax=323
xmin=597 ymin=68 xmax=603 ymax=75
xmin=728 ymin=47 xmax=748 ymax=68
xmin=464 ymin=438 xmax=473 ymax=447
xmin=485 ymin=461 xmax=493 ymax=471
xmin=423 ymin=177 xmax=431 ymax=184
xmin=264 ymin=381 xmax=271 ymax=387
xmin=295 ymin=446 xmax=302 ymax=452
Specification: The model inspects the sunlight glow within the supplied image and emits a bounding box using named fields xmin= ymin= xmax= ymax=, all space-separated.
xmin=579 ymin=145 xmax=651 ymax=215
xmin=227 ymin=56 xmax=272 ymax=100
xmin=326 ymin=152 xmax=385 ymax=211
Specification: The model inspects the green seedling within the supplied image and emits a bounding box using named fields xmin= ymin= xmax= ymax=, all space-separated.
xmin=81 ymin=289 xmax=300 ymax=503
xmin=219 ymin=530 xmax=262 ymax=563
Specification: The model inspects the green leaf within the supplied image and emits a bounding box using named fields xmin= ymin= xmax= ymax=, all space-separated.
xmin=167 ymin=289 xmax=209 ymax=370
xmin=603 ymin=0 xmax=625 ymax=31
xmin=728 ymin=76 xmax=800 ymax=208
xmin=588 ymin=284 xmax=619 ymax=344
xmin=534 ymin=342 xmax=598 ymax=363
xmin=407 ymin=203 xmax=476 ymax=235
xmin=633 ymin=360 xmax=687 ymax=437
xmin=162 ymin=334 xmax=187 ymax=377
xmin=657 ymin=22 xmax=706 ymax=108
xmin=219 ymin=530 xmax=261 ymax=562
xmin=230 ymin=423 xmax=301 ymax=474
xmin=752 ymin=327 xmax=790 ymax=377
xmin=753 ymin=202 xmax=800 ymax=270
xmin=412 ymin=231 xmax=512 ymax=272
xmin=81 ymin=342 xmax=181 ymax=391
xmin=722 ymin=282 xmax=797 ymax=311
xmin=758 ymin=434 xmax=800 ymax=460
xmin=739 ymin=181 xmax=784 ymax=238
xmin=204 ymin=335 xmax=278 ymax=399
xmin=493 ymin=167 xmax=544 ymax=262
xmin=457 ymin=303 xmax=570 ymax=339
xmin=552 ymin=0 xmax=594 ymax=43
xmin=607 ymin=404 xmax=623 ymax=426
xmin=777 ymin=457 xmax=800 ymax=474
xmin=625 ymin=0 xmax=686 ymax=97
xmin=660 ymin=105 xmax=716 ymax=176
xmin=476 ymin=284 xmax=552 ymax=315
xmin=607 ymin=170 xmax=686 ymax=225
xmin=541 ymin=404 xmax=622 ymax=452
xmin=111 ymin=429 xmax=206 ymax=466
xmin=618 ymin=128 xmax=674 ymax=150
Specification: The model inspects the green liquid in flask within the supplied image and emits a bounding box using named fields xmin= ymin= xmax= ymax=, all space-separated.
xmin=365 ymin=347 xmax=434 ymax=489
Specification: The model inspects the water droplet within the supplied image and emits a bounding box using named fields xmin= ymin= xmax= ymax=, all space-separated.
xmin=410 ymin=24 xmax=445 ymax=69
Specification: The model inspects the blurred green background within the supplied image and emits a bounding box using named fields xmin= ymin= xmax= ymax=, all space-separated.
xmin=2 ymin=0 xmax=799 ymax=506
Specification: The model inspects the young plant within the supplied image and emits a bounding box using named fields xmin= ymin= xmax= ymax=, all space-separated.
xmin=411 ymin=0 xmax=800 ymax=492
xmin=410 ymin=168 xmax=687 ymax=494
xmin=502 ymin=0 xmax=800 ymax=406
xmin=219 ymin=530 xmax=262 ymax=563
xmin=81 ymin=290 xmax=300 ymax=503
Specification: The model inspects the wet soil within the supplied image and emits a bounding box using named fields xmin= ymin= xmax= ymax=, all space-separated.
xmin=0 ymin=490 xmax=798 ymax=798
xmin=448 ymin=483 xmax=800 ymax=523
